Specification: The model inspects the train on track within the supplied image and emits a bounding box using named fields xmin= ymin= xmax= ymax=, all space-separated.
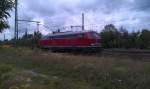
xmin=39 ymin=31 xmax=102 ymax=52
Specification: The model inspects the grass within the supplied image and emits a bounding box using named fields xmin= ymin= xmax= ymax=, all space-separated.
xmin=0 ymin=47 xmax=150 ymax=89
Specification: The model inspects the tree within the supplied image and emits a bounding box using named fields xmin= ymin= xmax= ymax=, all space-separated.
xmin=101 ymin=24 xmax=120 ymax=48
xmin=0 ymin=0 xmax=14 ymax=32
xmin=32 ymin=31 xmax=42 ymax=46
xmin=101 ymin=25 xmax=143 ymax=49
xmin=16 ymin=31 xmax=42 ymax=47
xmin=138 ymin=29 xmax=150 ymax=49
xmin=119 ymin=26 xmax=135 ymax=48
xmin=130 ymin=31 xmax=140 ymax=48
xmin=118 ymin=26 xmax=128 ymax=48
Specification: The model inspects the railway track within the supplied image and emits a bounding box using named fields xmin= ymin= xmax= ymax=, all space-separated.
xmin=101 ymin=49 xmax=150 ymax=60
xmin=103 ymin=49 xmax=150 ymax=54
xmin=42 ymin=48 xmax=150 ymax=60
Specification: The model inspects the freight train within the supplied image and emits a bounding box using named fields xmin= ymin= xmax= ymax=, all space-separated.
xmin=39 ymin=31 xmax=101 ymax=52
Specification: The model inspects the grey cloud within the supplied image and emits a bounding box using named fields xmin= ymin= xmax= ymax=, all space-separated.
xmin=2 ymin=0 xmax=150 ymax=40
xmin=15 ymin=0 xmax=150 ymax=28
xmin=133 ymin=0 xmax=150 ymax=11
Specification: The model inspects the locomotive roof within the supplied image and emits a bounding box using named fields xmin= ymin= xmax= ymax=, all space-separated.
xmin=48 ymin=30 xmax=96 ymax=37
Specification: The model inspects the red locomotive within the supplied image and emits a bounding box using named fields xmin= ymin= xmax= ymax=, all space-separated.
xmin=39 ymin=31 xmax=101 ymax=52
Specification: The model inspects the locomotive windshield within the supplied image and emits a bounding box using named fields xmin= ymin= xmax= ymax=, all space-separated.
xmin=42 ymin=36 xmax=49 ymax=40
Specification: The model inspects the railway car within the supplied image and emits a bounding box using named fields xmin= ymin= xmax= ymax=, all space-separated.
xmin=39 ymin=31 xmax=101 ymax=52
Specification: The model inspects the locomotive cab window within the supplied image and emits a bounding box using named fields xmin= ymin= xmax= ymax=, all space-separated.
xmin=42 ymin=36 xmax=49 ymax=40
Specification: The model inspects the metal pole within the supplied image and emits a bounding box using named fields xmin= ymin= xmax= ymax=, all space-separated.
xmin=82 ymin=13 xmax=84 ymax=31
xmin=16 ymin=0 xmax=19 ymax=40
xmin=25 ymin=28 xmax=28 ymax=37
xmin=37 ymin=22 xmax=40 ymax=32
xmin=14 ymin=0 xmax=18 ymax=43
xmin=4 ymin=34 xmax=5 ymax=41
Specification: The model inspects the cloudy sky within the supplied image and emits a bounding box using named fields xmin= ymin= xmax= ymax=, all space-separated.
xmin=1 ymin=0 xmax=150 ymax=40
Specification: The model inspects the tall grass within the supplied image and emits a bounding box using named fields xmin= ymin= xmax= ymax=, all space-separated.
xmin=0 ymin=47 xmax=150 ymax=89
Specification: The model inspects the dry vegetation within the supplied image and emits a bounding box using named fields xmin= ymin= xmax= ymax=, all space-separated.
xmin=0 ymin=47 xmax=150 ymax=89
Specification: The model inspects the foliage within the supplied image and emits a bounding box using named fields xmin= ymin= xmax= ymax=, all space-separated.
xmin=8 ymin=31 xmax=42 ymax=47
xmin=0 ymin=0 xmax=14 ymax=32
xmin=101 ymin=24 xmax=120 ymax=48
xmin=138 ymin=29 xmax=150 ymax=49
xmin=101 ymin=24 xmax=150 ymax=49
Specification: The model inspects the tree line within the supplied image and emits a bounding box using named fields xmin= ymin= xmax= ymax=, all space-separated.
xmin=2 ymin=24 xmax=150 ymax=50
xmin=0 ymin=31 xmax=42 ymax=48
xmin=101 ymin=24 xmax=150 ymax=49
